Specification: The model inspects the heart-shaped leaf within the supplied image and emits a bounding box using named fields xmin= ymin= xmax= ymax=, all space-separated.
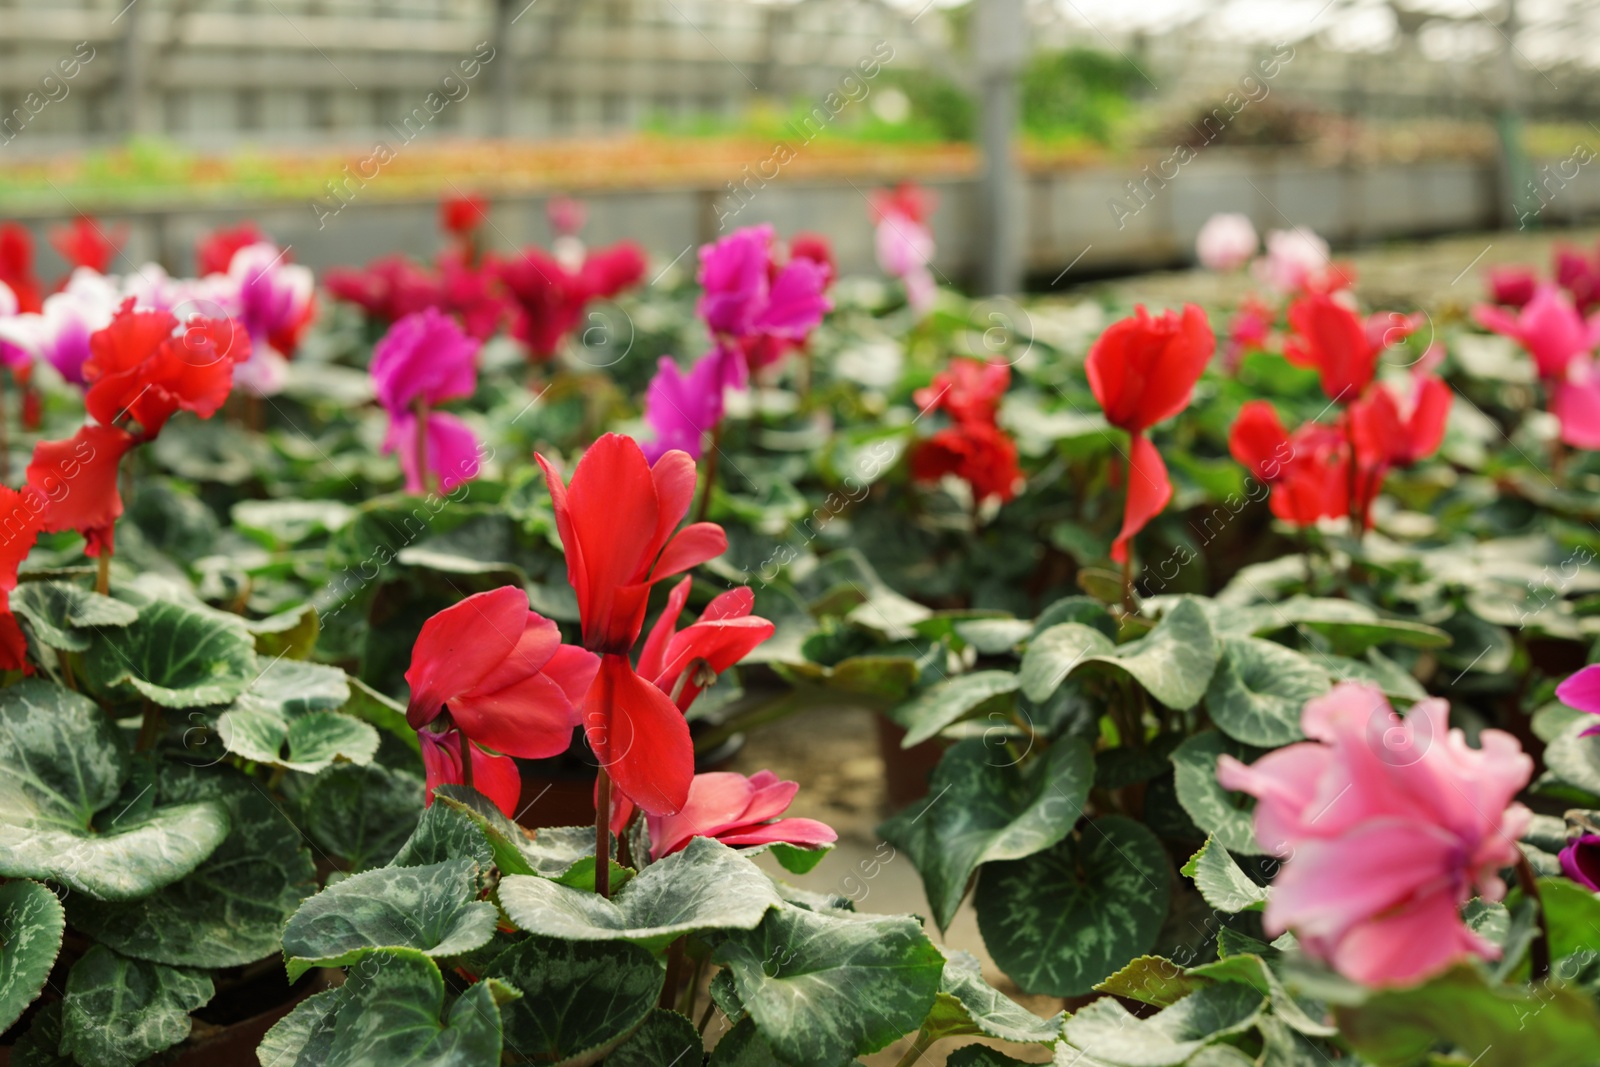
xmin=10 ymin=581 xmax=137 ymax=651
xmin=1021 ymin=599 xmax=1219 ymax=710
xmin=84 ymin=596 xmax=259 ymax=707
xmin=300 ymin=763 xmax=424 ymax=872
xmin=59 ymin=945 xmax=214 ymax=1067
xmin=1062 ymin=983 xmax=1265 ymax=1067
xmin=1171 ymin=731 xmax=1265 ymax=855
xmin=605 ymin=1009 xmax=702 ymax=1067
xmin=1204 ymin=637 xmax=1327 ymax=747
xmin=482 ymin=935 xmax=663 ymax=1066
xmin=0 ymin=680 xmax=229 ymax=900
xmin=282 ymin=858 xmax=498 ymax=980
xmin=0 ymin=879 xmax=65 ymax=1033
xmin=891 ymin=671 xmax=1020 ymax=748
xmin=216 ymin=659 xmax=375 ymax=773
xmin=713 ymin=903 xmax=944 ymax=1065
xmin=68 ymin=766 xmax=315 ymax=968
xmin=974 ymin=815 xmax=1170 ymax=996
xmin=1544 ymin=719 xmax=1600 ymax=796
xmin=879 ymin=736 xmax=1094 ymax=930
xmin=1181 ymin=836 xmax=1269 ymax=914
xmin=497 ymin=837 xmax=780 ymax=951
xmin=260 ymin=948 xmax=517 ymax=1067
xmin=922 ymin=950 xmax=1062 ymax=1044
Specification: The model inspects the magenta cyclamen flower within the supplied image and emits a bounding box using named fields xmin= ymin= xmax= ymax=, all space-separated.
xmin=1557 ymin=664 xmax=1600 ymax=736
xmin=640 ymin=354 xmax=725 ymax=463
xmin=1217 ymin=682 xmax=1533 ymax=988
xmin=1475 ymin=284 xmax=1600 ymax=448
xmin=697 ymin=225 xmax=831 ymax=347
xmin=371 ymin=307 xmax=482 ymax=493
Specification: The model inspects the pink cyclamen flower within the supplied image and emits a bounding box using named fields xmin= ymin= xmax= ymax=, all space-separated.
xmin=1473 ymin=283 xmax=1600 ymax=382
xmin=1217 ymin=682 xmax=1533 ymax=987
xmin=1196 ymin=213 xmax=1259 ymax=271
xmin=1556 ymin=664 xmax=1600 ymax=737
xmin=226 ymin=242 xmax=315 ymax=396
xmin=371 ymin=307 xmax=483 ymax=494
xmin=0 ymin=268 xmax=120 ymax=384
xmin=640 ymin=354 xmax=725 ymax=463
xmin=1253 ymin=227 xmax=1331 ymax=295
xmin=1487 ymin=266 xmax=1537 ymax=308
xmin=697 ymin=225 xmax=831 ymax=345
xmin=633 ymin=770 xmax=836 ymax=861
xmin=873 ymin=204 xmax=937 ymax=314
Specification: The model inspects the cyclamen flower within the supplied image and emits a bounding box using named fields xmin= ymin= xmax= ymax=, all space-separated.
xmin=911 ymin=423 xmax=1021 ymax=505
xmin=1230 ymin=403 xmax=1350 ymax=527
xmin=1253 ymin=227 xmax=1331 ymax=295
xmin=406 ymin=586 xmax=600 ymax=816
xmin=536 ymin=434 xmax=728 ymax=815
xmin=0 ymin=223 xmax=43 ymax=313
xmin=620 ymin=770 xmax=836 ymax=861
xmin=196 ymin=223 xmax=264 ymax=277
xmin=638 ymin=577 xmax=774 ymax=714
xmin=1556 ymin=664 xmax=1600 ymax=737
xmin=871 ymin=184 xmax=937 ymax=313
xmin=1195 ymin=213 xmax=1258 ymax=271
xmin=26 ymin=423 xmax=138 ymax=559
xmin=50 ymin=216 xmax=123 ymax=274
xmin=1218 ymin=683 xmax=1533 ymax=987
xmin=915 ymin=358 xmax=1010 ymax=426
xmin=640 ymin=354 xmax=725 ymax=463
xmin=370 ymin=308 xmax=482 ymax=494
xmin=498 ymin=243 xmax=646 ymax=361
xmin=1086 ymin=304 xmax=1215 ymax=562
xmin=0 ymin=268 xmax=121 ymax=384
xmin=227 ymin=242 xmax=315 ymax=396
xmin=698 ymin=225 xmax=831 ymax=366
xmin=324 ymin=255 xmax=447 ymax=325
xmin=1487 ymin=266 xmax=1537 ymax=309
xmin=1284 ymin=293 xmax=1417 ymax=404
xmin=1555 ymin=246 xmax=1600 ymax=313
xmin=440 ymin=194 xmax=488 ymax=237
xmin=1559 ymin=835 xmax=1600 ymax=890
xmin=1223 ymin=295 xmax=1272 ymax=371
xmin=82 ymin=300 xmax=240 ymax=440
xmin=0 ymin=484 xmax=46 ymax=670
xmin=1473 ymin=284 xmax=1600 ymax=450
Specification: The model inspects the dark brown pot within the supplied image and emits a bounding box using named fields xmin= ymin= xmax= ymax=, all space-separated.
xmin=514 ymin=727 xmax=747 ymax=831
xmin=877 ymin=715 xmax=946 ymax=813
xmin=0 ymin=969 xmax=330 ymax=1067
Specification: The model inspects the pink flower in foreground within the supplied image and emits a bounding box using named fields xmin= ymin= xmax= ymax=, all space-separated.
xmin=1196 ymin=213 xmax=1258 ymax=271
xmin=1217 ymin=683 xmax=1533 ymax=987
xmin=620 ymin=770 xmax=835 ymax=861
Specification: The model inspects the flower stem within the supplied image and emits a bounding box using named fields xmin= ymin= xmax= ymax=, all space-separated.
xmin=892 ymin=1027 xmax=934 ymax=1067
xmin=660 ymin=937 xmax=685 ymax=1009
xmin=695 ymin=422 xmax=723 ymax=523
xmin=594 ymin=766 xmax=612 ymax=899
xmin=1515 ymin=847 xmax=1551 ymax=982
xmin=95 ymin=553 xmax=111 ymax=596
xmin=458 ymin=730 xmax=475 ymax=793
xmin=413 ymin=397 xmax=432 ymax=495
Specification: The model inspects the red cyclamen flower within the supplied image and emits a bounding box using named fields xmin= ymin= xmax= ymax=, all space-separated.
xmin=50 ymin=216 xmax=123 ymax=274
xmin=81 ymin=300 xmax=240 ymax=439
xmin=1283 ymin=293 xmax=1415 ymax=404
xmin=619 ymin=770 xmax=837 ymax=861
xmin=910 ymin=423 xmax=1021 ymax=504
xmin=0 ymin=485 xmax=46 ymax=670
xmin=637 ymin=578 xmax=775 ymax=714
xmin=537 ymin=433 xmax=728 ymax=815
xmin=1085 ymin=304 xmax=1215 ymax=562
xmin=440 ymin=194 xmax=489 ymax=237
xmin=915 ymin=358 xmax=1010 ymax=426
xmin=195 ymin=223 xmax=265 ymax=277
xmin=406 ymin=586 xmax=600 ymax=817
xmin=26 ymin=424 xmax=138 ymax=558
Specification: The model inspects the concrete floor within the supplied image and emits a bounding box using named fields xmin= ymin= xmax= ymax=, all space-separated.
xmin=729 ymin=702 xmax=1058 ymax=1066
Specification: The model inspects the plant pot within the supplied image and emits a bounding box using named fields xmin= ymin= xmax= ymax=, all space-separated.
xmin=877 ymin=714 xmax=945 ymax=813
xmin=515 ymin=726 xmax=747 ymax=831
xmin=0 ymin=967 xmax=330 ymax=1067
